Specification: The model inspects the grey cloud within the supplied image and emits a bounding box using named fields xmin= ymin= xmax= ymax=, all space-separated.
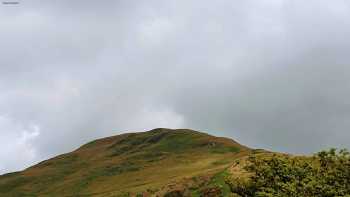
xmin=0 ymin=0 xmax=350 ymax=174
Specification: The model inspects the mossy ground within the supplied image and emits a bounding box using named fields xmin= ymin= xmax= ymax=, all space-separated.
xmin=0 ymin=128 xmax=250 ymax=196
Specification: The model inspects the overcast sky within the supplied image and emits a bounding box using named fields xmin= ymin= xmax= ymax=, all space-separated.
xmin=0 ymin=0 xmax=350 ymax=174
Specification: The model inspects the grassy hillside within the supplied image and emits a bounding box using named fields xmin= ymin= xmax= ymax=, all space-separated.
xmin=0 ymin=128 xmax=251 ymax=196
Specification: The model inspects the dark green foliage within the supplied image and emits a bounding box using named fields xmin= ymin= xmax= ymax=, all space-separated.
xmin=228 ymin=149 xmax=350 ymax=197
xmin=108 ymin=129 xmax=234 ymax=157
xmin=155 ymin=132 xmax=198 ymax=152
xmin=108 ymin=130 xmax=197 ymax=156
xmin=206 ymin=171 xmax=232 ymax=196
xmin=189 ymin=171 xmax=232 ymax=196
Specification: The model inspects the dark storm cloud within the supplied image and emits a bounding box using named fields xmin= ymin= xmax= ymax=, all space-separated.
xmin=0 ymin=0 xmax=350 ymax=174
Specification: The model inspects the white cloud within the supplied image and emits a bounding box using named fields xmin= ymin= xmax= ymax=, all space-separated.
xmin=0 ymin=116 xmax=40 ymax=174
xmin=130 ymin=106 xmax=185 ymax=131
xmin=139 ymin=18 xmax=175 ymax=44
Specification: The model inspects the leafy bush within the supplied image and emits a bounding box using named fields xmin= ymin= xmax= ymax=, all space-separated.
xmin=228 ymin=149 xmax=350 ymax=197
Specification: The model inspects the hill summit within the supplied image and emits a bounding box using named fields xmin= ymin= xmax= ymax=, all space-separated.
xmin=0 ymin=128 xmax=251 ymax=196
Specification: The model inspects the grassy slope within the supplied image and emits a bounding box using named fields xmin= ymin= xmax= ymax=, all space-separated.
xmin=0 ymin=128 xmax=252 ymax=196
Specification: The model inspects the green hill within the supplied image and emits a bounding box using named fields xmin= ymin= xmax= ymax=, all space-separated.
xmin=0 ymin=128 xmax=252 ymax=196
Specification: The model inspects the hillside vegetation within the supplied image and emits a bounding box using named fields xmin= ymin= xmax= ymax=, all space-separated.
xmin=0 ymin=128 xmax=250 ymax=196
xmin=0 ymin=128 xmax=348 ymax=196
xmin=227 ymin=149 xmax=350 ymax=197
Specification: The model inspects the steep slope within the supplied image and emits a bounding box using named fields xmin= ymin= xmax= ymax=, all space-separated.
xmin=0 ymin=128 xmax=252 ymax=196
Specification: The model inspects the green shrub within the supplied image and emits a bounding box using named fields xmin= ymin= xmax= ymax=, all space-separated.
xmin=228 ymin=149 xmax=350 ymax=197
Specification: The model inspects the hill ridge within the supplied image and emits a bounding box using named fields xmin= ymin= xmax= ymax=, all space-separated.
xmin=0 ymin=128 xmax=251 ymax=196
